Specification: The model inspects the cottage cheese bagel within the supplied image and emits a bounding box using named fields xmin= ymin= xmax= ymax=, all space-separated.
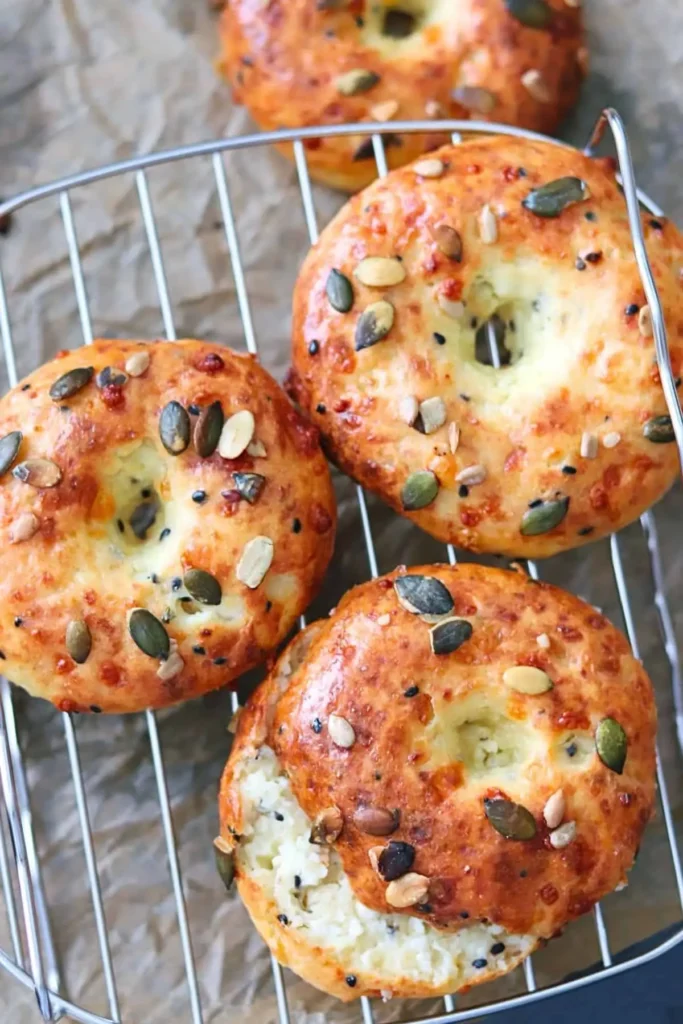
xmin=0 ymin=339 xmax=335 ymax=713
xmin=289 ymin=135 xmax=683 ymax=558
xmin=217 ymin=563 xmax=656 ymax=1000
xmin=217 ymin=0 xmax=585 ymax=191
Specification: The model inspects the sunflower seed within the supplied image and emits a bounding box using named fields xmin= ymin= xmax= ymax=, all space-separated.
xmin=521 ymin=69 xmax=552 ymax=102
xmin=326 ymin=268 xmax=354 ymax=312
xmin=309 ymin=806 xmax=344 ymax=845
xmin=66 ymin=620 xmax=92 ymax=664
xmin=129 ymin=501 xmax=158 ymax=539
xmin=370 ymin=99 xmax=399 ymax=121
xmin=194 ymin=400 xmax=224 ymax=457
xmin=49 ymin=366 xmax=94 ymax=401
xmin=536 ymin=632 xmax=551 ymax=649
xmin=247 ymin=438 xmax=267 ymax=457
xmin=236 ymin=536 xmax=273 ymax=588
xmin=9 ymin=512 xmax=39 ymax=543
xmin=522 ymin=177 xmax=588 ymax=218
xmin=159 ymin=401 xmax=191 ymax=455
xmin=183 ymin=568 xmax=222 ymax=605
xmin=214 ymin=838 xmax=235 ymax=890
xmin=549 ymin=821 xmax=576 ymax=849
xmin=0 ymin=431 xmax=22 ymax=477
xmin=543 ymin=789 xmax=566 ymax=829
xmin=13 ymin=459 xmax=62 ymax=488
xmin=503 ymin=665 xmax=553 ymax=694
xmin=354 ymin=806 xmax=399 ymax=836
xmin=504 ymin=0 xmax=553 ymax=28
xmin=430 ymin=617 xmax=473 ymax=655
xmin=484 ymin=798 xmax=536 ymax=840
xmin=580 ymin=431 xmax=598 ymax=458
xmin=385 ymin=872 xmax=429 ymax=907
xmin=437 ymin=294 xmax=465 ymax=319
xmin=125 ymin=351 xmax=151 ymax=377
xmin=355 ymin=300 xmax=395 ymax=350
xmin=643 ymin=415 xmax=675 ymax=443
xmin=448 ymin=422 xmax=460 ymax=453
xmin=378 ymin=841 xmax=415 ymax=881
xmin=479 ymin=205 xmax=498 ymax=244
xmin=398 ymin=395 xmax=419 ymax=425
xmin=394 ymin=575 xmax=454 ymax=617
xmin=354 ymin=257 xmax=406 ymax=288
xmin=452 ymin=85 xmax=497 ymax=114
xmin=401 ymin=470 xmax=439 ymax=510
xmin=425 ymin=99 xmax=444 ymax=118
xmin=218 ymin=410 xmax=255 ymax=459
xmin=430 ymin=224 xmax=463 ymax=261
xmin=368 ymin=846 xmax=384 ymax=873
xmin=520 ymin=496 xmax=569 ymax=535
xmin=603 ymin=431 xmax=621 ymax=449
xmin=95 ymin=366 xmax=128 ymax=389
xmin=328 ymin=713 xmax=355 ymax=748
xmin=638 ymin=305 xmax=653 ymax=337
xmin=595 ymin=717 xmax=627 ymax=774
xmin=157 ymin=649 xmax=184 ymax=680
xmin=128 ymin=608 xmax=170 ymax=660
xmin=456 ymin=464 xmax=487 ymax=487
xmin=413 ymin=158 xmax=445 ymax=178
xmin=419 ymin=396 xmax=447 ymax=434
xmin=335 ymin=68 xmax=380 ymax=96
xmin=233 ymin=472 xmax=265 ymax=504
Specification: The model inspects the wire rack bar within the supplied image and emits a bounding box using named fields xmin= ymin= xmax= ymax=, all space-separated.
xmin=211 ymin=153 xmax=258 ymax=357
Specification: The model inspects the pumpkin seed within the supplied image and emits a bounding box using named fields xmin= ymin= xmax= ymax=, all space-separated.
xmin=66 ymin=620 xmax=92 ymax=664
xmin=184 ymin=568 xmax=222 ymax=605
xmin=309 ymin=806 xmax=344 ymax=845
xmin=503 ymin=665 xmax=553 ymax=694
xmin=419 ymin=397 xmax=447 ymax=434
xmin=232 ymin=472 xmax=265 ymax=504
xmin=378 ymin=841 xmax=415 ymax=881
xmin=95 ymin=366 xmax=128 ymax=389
xmin=214 ymin=838 xmax=235 ymax=891
xmin=429 ymin=617 xmax=473 ymax=655
xmin=543 ymin=789 xmax=566 ymax=829
xmin=194 ymin=400 xmax=224 ymax=457
xmin=394 ymin=575 xmax=454 ymax=618
xmin=125 ymin=351 xmax=150 ymax=377
xmin=328 ymin=713 xmax=355 ymax=748
xmin=354 ymin=257 xmax=406 ymax=288
xmin=643 ymin=415 xmax=675 ymax=443
xmin=218 ymin=410 xmax=255 ymax=459
xmin=413 ymin=158 xmax=445 ymax=179
xmin=520 ymin=496 xmax=569 ymax=535
xmin=335 ymin=68 xmax=380 ymax=96
xmin=12 ymin=458 xmax=62 ymax=488
xmin=504 ymin=0 xmax=553 ymax=29
xmin=484 ymin=797 xmax=537 ymax=840
xmin=355 ymin=300 xmax=394 ymax=350
xmin=326 ymin=268 xmax=354 ymax=312
xmin=401 ymin=470 xmax=439 ymax=510
xmin=159 ymin=401 xmax=190 ymax=455
xmin=49 ymin=366 xmax=93 ymax=401
xmin=452 ymin=85 xmax=497 ymax=114
xmin=522 ymin=177 xmax=588 ymax=218
xmin=236 ymin=535 xmax=273 ymax=588
xmin=430 ymin=224 xmax=463 ymax=261
xmin=353 ymin=806 xmax=400 ymax=836
xmin=128 ymin=608 xmax=170 ymax=659
xmin=0 ymin=431 xmax=22 ymax=477
xmin=595 ymin=717 xmax=627 ymax=774
xmin=129 ymin=501 xmax=158 ymax=539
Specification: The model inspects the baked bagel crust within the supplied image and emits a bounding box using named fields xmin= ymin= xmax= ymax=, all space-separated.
xmin=219 ymin=564 xmax=656 ymax=999
xmin=217 ymin=0 xmax=585 ymax=191
xmin=289 ymin=136 xmax=683 ymax=557
xmin=0 ymin=339 xmax=335 ymax=713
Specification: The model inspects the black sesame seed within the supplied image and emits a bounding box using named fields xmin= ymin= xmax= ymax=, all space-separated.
xmin=213 ymin=656 xmax=227 ymax=666
xmin=159 ymin=527 xmax=171 ymax=541
xmin=265 ymin=600 xmax=272 ymax=612
xmin=192 ymin=490 xmax=208 ymax=504
xmin=459 ymin=911 xmax=470 ymax=919
xmin=416 ymin=903 xmax=432 ymax=913
xmin=21 ymin=383 xmax=31 ymax=391
xmin=172 ymin=577 xmax=182 ymax=591
xmin=387 ymin=923 xmax=398 ymax=935
xmin=374 ymin=771 xmax=382 ymax=781
xmin=585 ymin=211 xmax=597 ymax=222
xmin=0 ymin=651 xmax=5 ymax=660
xmin=345 ymin=975 xmax=357 ymax=988
xmin=528 ymin=498 xmax=543 ymax=508
xmin=192 ymin=645 xmax=206 ymax=655
xmin=676 ymin=378 xmax=682 ymax=388
xmin=308 ymin=340 xmax=319 ymax=355
xmin=59 ymin=405 xmax=70 ymax=413
xmin=562 ymin=465 xmax=577 ymax=475
xmin=520 ymin=869 xmax=528 ymax=878
xmin=403 ymin=685 xmax=419 ymax=697
xmin=188 ymin=404 xmax=200 ymax=416
xmin=355 ymin=14 xmax=364 ymax=25
xmin=150 ymin=574 xmax=160 ymax=584
xmin=324 ymin=28 xmax=335 ymax=37
xmin=585 ymin=251 xmax=602 ymax=264
xmin=517 ymin=167 xmax=527 ymax=177
xmin=90 ymin=705 xmax=102 ymax=713
xmin=575 ymin=258 xmax=587 ymax=271
xmin=578 ymin=526 xmax=594 ymax=536
xmin=491 ymin=942 xmax=506 ymax=955
xmin=316 ymin=403 xmax=326 ymax=414
xmin=532 ymin=299 xmax=541 ymax=312
xmin=625 ymin=303 xmax=639 ymax=316
xmin=277 ymin=914 xmax=289 ymax=925
xmin=433 ymin=332 xmax=446 ymax=345
xmin=458 ymin=484 xmax=469 ymax=498
xmin=141 ymin=488 xmax=152 ymax=498
xmin=509 ymin=320 xmax=516 ymax=332
xmin=117 ymin=519 xmax=125 ymax=534
xmin=292 ymin=518 xmax=302 ymax=533
xmin=14 ymin=617 xmax=22 ymax=627
xmin=274 ymin=812 xmax=284 ymax=822
xmin=472 ymin=958 xmax=488 ymax=969
xmin=312 ymin=718 xmax=323 ymax=734
xmin=566 ymin=742 xmax=578 ymax=757
xmin=294 ymin=875 xmax=302 ymax=889
xmin=470 ymin=317 xmax=478 ymax=329
xmin=649 ymin=219 xmax=663 ymax=230
xmin=459 ymin=393 xmax=470 ymax=402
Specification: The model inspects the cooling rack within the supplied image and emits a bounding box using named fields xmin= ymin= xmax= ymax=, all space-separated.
xmin=0 ymin=109 xmax=682 ymax=1024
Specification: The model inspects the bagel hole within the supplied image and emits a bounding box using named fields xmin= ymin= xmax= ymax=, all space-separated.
xmin=116 ymin=481 xmax=165 ymax=549
xmin=474 ymin=314 xmax=513 ymax=368
xmin=382 ymin=7 xmax=420 ymax=38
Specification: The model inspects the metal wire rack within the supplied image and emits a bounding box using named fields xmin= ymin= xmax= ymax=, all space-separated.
xmin=0 ymin=108 xmax=682 ymax=1024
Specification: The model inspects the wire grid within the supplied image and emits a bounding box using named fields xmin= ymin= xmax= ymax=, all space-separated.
xmin=0 ymin=109 xmax=681 ymax=1024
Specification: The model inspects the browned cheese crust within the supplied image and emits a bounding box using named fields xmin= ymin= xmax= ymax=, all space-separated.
xmin=289 ymin=137 xmax=683 ymax=557
xmin=217 ymin=0 xmax=585 ymax=190
xmin=0 ymin=339 xmax=335 ymax=713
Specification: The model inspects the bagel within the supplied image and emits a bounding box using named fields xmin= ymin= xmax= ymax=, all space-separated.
xmin=0 ymin=339 xmax=335 ymax=714
xmin=218 ymin=563 xmax=656 ymax=1001
xmin=288 ymin=135 xmax=683 ymax=558
xmin=217 ymin=0 xmax=585 ymax=191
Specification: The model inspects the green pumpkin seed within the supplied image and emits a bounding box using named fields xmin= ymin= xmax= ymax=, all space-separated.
xmin=522 ymin=177 xmax=588 ymax=218
xmin=595 ymin=717 xmax=627 ymax=774
xmin=129 ymin=501 xmax=158 ymax=539
xmin=66 ymin=620 xmax=92 ymax=664
xmin=484 ymin=797 xmax=537 ymax=840
xmin=13 ymin=458 xmax=62 ymax=488
xmin=643 ymin=415 xmax=675 ymax=443
xmin=184 ymin=568 xmax=222 ymax=606
xmin=159 ymin=401 xmax=190 ymax=455
xmin=520 ymin=496 xmax=569 ymax=536
xmin=401 ymin=470 xmax=439 ymax=510
xmin=194 ymin=400 xmax=224 ymax=457
xmin=214 ymin=839 xmax=235 ymax=891
xmin=0 ymin=431 xmax=22 ymax=477
xmin=394 ymin=575 xmax=454 ymax=618
xmin=355 ymin=300 xmax=395 ymax=350
xmin=232 ymin=472 xmax=265 ymax=504
xmin=429 ymin=617 xmax=473 ymax=655
xmin=504 ymin=0 xmax=553 ymax=29
xmin=128 ymin=608 xmax=170 ymax=660
xmin=335 ymin=68 xmax=380 ymax=96
xmin=95 ymin=366 xmax=128 ymax=389
xmin=326 ymin=269 xmax=354 ymax=313
xmin=49 ymin=366 xmax=94 ymax=401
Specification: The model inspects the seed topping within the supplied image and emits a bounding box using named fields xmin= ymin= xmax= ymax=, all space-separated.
xmin=522 ymin=177 xmax=588 ymax=218
xmin=232 ymin=472 xmax=265 ymax=504
xmin=328 ymin=713 xmax=355 ymax=748
xmin=194 ymin=401 xmax=224 ymax=457
xmin=385 ymin=872 xmax=429 ymax=908
xmin=595 ymin=717 xmax=627 ymax=774
xmin=456 ymin=464 xmax=487 ymax=487
xmin=13 ymin=459 xmax=62 ymax=489
xmin=401 ymin=470 xmax=439 ymax=510
xmin=66 ymin=620 xmax=92 ymax=664
xmin=430 ymin=617 xmax=473 ymax=655
xmin=335 ymin=68 xmax=380 ymax=96
xmin=394 ymin=575 xmax=454 ymax=618
xmin=430 ymin=224 xmax=463 ymax=261
xmin=398 ymin=395 xmax=419 ymax=425
xmin=479 ymin=205 xmax=498 ymax=244
xmin=603 ymin=431 xmax=621 ymax=449
xmin=184 ymin=569 xmax=222 ymax=606
xmin=503 ymin=665 xmax=553 ymax=694
xmin=580 ymin=431 xmax=598 ymax=459
xmin=378 ymin=841 xmax=415 ymax=881
xmin=419 ymin=396 xmax=447 ymax=434
xmin=543 ymin=789 xmax=566 ymax=829
xmin=125 ymin=351 xmax=150 ymax=377
xmin=49 ymin=366 xmax=93 ymax=401
xmin=520 ymin=496 xmax=569 ymax=536
xmin=353 ymin=806 xmax=400 ymax=836
xmin=354 ymin=256 xmax=406 ymax=288
xmin=484 ymin=797 xmax=536 ymax=840
xmin=128 ymin=608 xmax=170 ymax=660
xmin=413 ymin=158 xmax=445 ymax=179
xmin=355 ymin=300 xmax=394 ymax=350
xmin=309 ymin=806 xmax=344 ymax=845
xmin=549 ymin=820 xmax=576 ymax=849
xmin=643 ymin=415 xmax=675 ymax=443
xmin=157 ymin=648 xmax=184 ymax=681
xmin=9 ymin=512 xmax=39 ymax=544
xmin=236 ymin=536 xmax=274 ymax=588
xmin=218 ymin=409 xmax=255 ymax=459
xmin=0 ymin=431 xmax=22 ymax=478
xmin=159 ymin=401 xmax=191 ymax=455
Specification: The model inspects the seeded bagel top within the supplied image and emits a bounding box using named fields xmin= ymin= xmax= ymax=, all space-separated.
xmin=0 ymin=339 xmax=335 ymax=713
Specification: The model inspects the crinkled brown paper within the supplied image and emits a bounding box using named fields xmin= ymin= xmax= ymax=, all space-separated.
xmin=1 ymin=1 xmax=682 ymax=1021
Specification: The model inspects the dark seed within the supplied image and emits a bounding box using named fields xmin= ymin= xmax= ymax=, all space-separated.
xmin=433 ymin=332 xmax=447 ymax=345
xmin=159 ymin=401 xmax=190 ymax=455
xmin=459 ymin=484 xmax=469 ymax=498
xmin=194 ymin=400 xmax=224 ymax=457
xmin=596 ymin=717 xmax=627 ymax=774
xmin=430 ymin=225 xmax=463 ymax=261
xmin=528 ymin=498 xmax=543 ymax=508
xmin=585 ymin=251 xmax=602 ymax=264
xmin=416 ymin=903 xmax=432 ymax=913
xmin=484 ymin=797 xmax=536 ymax=840
xmin=355 ymin=300 xmax=395 ymax=351
xmin=575 ymin=258 xmax=587 ymax=271
xmin=585 ymin=211 xmax=597 ymax=221
xmin=643 ymin=415 xmax=675 ymax=443
xmin=378 ymin=841 xmax=415 ymax=881
xmin=129 ymin=501 xmax=158 ymax=539
xmin=404 ymin=685 xmax=419 ymax=697
xmin=491 ymin=942 xmax=506 ymax=955
xmin=472 ymin=958 xmax=488 ymax=969
xmin=0 ymin=652 xmax=4 ymax=660
xmin=353 ymin=806 xmax=400 ymax=836
xmin=312 ymin=718 xmax=323 ymax=733
xmin=14 ymin=617 xmax=22 ymax=627
xmin=649 ymin=219 xmax=663 ymax=230
xmin=460 ymin=911 xmax=470 ymax=919
xmin=394 ymin=575 xmax=454 ymax=617
xmin=277 ymin=914 xmax=289 ymax=925
xmin=90 ymin=705 xmax=101 ymax=713
xmin=188 ymin=404 xmax=201 ymax=416
xmin=504 ymin=0 xmax=553 ymax=29
xmin=184 ymin=569 xmax=222 ymax=606
xmin=401 ymin=470 xmax=439 ymax=510
xmin=12 ymin=458 xmax=62 ymax=488
xmin=625 ymin=303 xmax=639 ymax=316
xmin=430 ymin=617 xmax=473 ymax=655
xmin=292 ymin=518 xmax=302 ymax=533
xmin=95 ymin=366 xmax=127 ymax=389
xmin=49 ymin=366 xmax=94 ymax=401
xmin=520 ymin=496 xmax=569 ymax=536
xmin=117 ymin=519 xmax=125 ymax=534
xmin=522 ymin=178 xmax=588 ymax=218
xmin=0 ymin=431 xmax=22 ymax=477
xmin=233 ymin=472 xmax=266 ymax=504
xmin=159 ymin=527 xmax=171 ymax=541
xmin=65 ymin=620 xmax=92 ymax=664
xmin=562 ymin=465 xmax=577 ymax=475
xmin=308 ymin=340 xmax=319 ymax=355
xmin=171 ymin=577 xmax=182 ymax=591
xmin=294 ymin=874 xmax=302 ymax=889
xmin=345 ymin=976 xmax=357 ymax=988
xmin=325 ymin=269 xmax=354 ymax=313
xmin=192 ymin=645 xmax=206 ymax=655
xmin=566 ymin=742 xmax=578 ymax=757
xmin=316 ymin=403 xmax=326 ymax=414
xmin=128 ymin=609 xmax=170 ymax=660
xmin=214 ymin=845 xmax=234 ymax=891
xmin=192 ymin=490 xmax=208 ymax=504
xmin=213 ymin=656 xmax=227 ymax=666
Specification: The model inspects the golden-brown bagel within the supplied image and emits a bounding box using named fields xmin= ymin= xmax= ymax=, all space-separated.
xmin=217 ymin=0 xmax=585 ymax=191
xmin=218 ymin=563 xmax=656 ymax=1001
xmin=289 ymin=136 xmax=683 ymax=558
xmin=0 ymin=339 xmax=335 ymax=714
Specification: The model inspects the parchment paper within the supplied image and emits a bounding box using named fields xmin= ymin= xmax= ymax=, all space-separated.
xmin=1 ymin=1 xmax=683 ymax=1021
